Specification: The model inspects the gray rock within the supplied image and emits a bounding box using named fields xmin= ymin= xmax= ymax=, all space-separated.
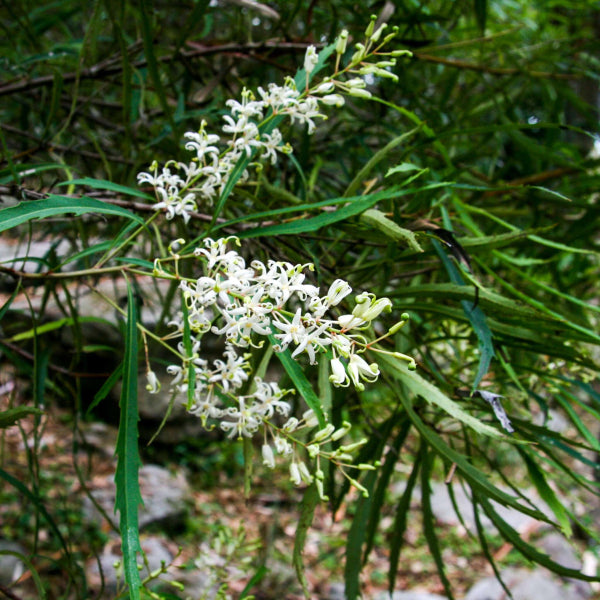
xmin=539 ymin=532 xmax=581 ymax=570
xmin=326 ymin=581 xmax=346 ymax=600
xmin=465 ymin=567 xmax=588 ymax=600
xmin=0 ymin=540 xmax=26 ymax=585
xmin=427 ymin=482 xmax=552 ymax=535
xmin=374 ymin=592 xmax=448 ymax=600
xmin=83 ymin=463 xmax=191 ymax=530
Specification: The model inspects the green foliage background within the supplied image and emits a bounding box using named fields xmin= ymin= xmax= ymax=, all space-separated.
xmin=1 ymin=1 xmax=600 ymax=598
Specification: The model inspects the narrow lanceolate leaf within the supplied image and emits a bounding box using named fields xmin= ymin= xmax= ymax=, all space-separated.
xmin=344 ymin=469 xmax=378 ymax=600
xmin=379 ymin=354 xmax=503 ymax=438
xmin=476 ymin=493 xmax=598 ymax=581
xmin=517 ymin=447 xmax=572 ymax=537
xmin=421 ymin=445 xmax=454 ymax=600
xmin=359 ymin=208 xmax=423 ymax=252
xmin=293 ymin=484 xmax=319 ymax=598
xmin=394 ymin=390 xmax=554 ymax=524
xmin=61 ymin=177 xmax=154 ymax=200
xmin=0 ymin=406 xmax=43 ymax=428
xmin=0 ymin=195 xmax=144 ymax=233
xmin=388 ymin=448 xmax=422 ymax=593
xmin=269 ymin=334 xmax=325 ymax=428
xmin=433 ymin=239 xmax=495 ymax=390
xmin=114 ymin=283 xmax=143 ymax=600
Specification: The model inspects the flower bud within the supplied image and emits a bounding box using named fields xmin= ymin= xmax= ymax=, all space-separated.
xmin=302 ymin=409 xmax=319 ymax=428
xmin=370 ymin=23 xmax=387 ymax=44
xmin=330 ymin=421 xmax=352 ymax=441
xmin=262 ymin=444 xmax=275 ymax=469
xmin=283 ymin=417 xmax=299 ymax=433
xmin=346 ymin=88 xmax=373 ymax=99
xmin=329 ymin=357 xmax=350 ymax=387
xmin=312 ymin=423 xmax=335 ymax=442
xmin=316 ymin=478 xmax=329 ymax=501
xmin=351 ymin=43 xmax=366 ymax=62
xmin=335 ymin=30 xmax=349 ymax=55
xmin=146 ymin=370 xmax=161 ymax=394
xmin=352 ymin=293 xmax=392 ymax=322
xmin=314 ymin=81 xmax=335 ymax=94
xmin=365 ymin=15 xmax=377 ymax=38
xmin=307 ymin=444 xmax=320 ymax=458
xmin=390 ymin=49 xmax=413 ymax=58
xmin=339 ymin=438 xmax=368 ymax=452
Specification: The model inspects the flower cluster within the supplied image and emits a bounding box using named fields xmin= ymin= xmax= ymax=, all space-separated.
xmin=137 ymin=23 xmax=411 ymax=223
xmin=149 ymin=236 xmax=414 ymax=495
xmin=136 ymin=75 xmax=328 ymax=223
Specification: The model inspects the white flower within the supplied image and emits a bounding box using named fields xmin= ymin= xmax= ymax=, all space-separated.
xmin=271 ymin=308 xmax=307 ymax=349
xmin=329 ymin=357 xmax=349 ymax=387
xmin=145 ymin=370 xmax=161 ymax=394
xmin=347 ymin=353 xmax=380 ymax=391
xmin=251 ymin=379 xmax=290 ymax=418
xmin=207 ymin=345 xmax=249 ymax=392
xmin=184 ymin=129 xmax=220 ymax=161
xmin=226 ymin=88 xmax=264 ymax=119
xmin=274 ymin=436 xmax=293 ymax=455
xmin=352 ymin=292 xmax=392 ymax=322
xmin=220 ymin=399 xmax=262 ymax=439
xmin=325 ymin=279 xmax=352 ymax=306
xmin=318 ymin=94 xmax=345 ymax=107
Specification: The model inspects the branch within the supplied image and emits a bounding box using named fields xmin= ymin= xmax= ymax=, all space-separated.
xmin=413 ymin=53 xmax=580 ymax=80
xmin=0 ymin=41 xmax=312 ymax=98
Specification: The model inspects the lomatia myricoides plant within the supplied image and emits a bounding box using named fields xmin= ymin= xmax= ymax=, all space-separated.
xmin=135 ymin=19 xmax=416 ymax=498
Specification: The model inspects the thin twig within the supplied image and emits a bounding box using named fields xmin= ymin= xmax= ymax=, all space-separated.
xmin=412 ymin=52 xmax=580 ymax=79
xmin=0 ymin=41 xmax=312 ymax=98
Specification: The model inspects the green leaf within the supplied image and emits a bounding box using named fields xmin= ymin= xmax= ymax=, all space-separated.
xmin=293 ymin=484 xmax=319 ymax=598
xmin=0 ymin=467 xmax=74 ymax=574
xmin=269 ymin=335 xmax=325 ymax=429
xmin=114 ymin=283 xmax=143 ymax=600
xmin=388 ymin=448 xmax=421 ymax=593
xmin=517 ymin=447 xmax=572 ymax=536
xmin=477 ymin=493 xmax=598 ymax=581
xmin=60 ymin=177 xmax=154 ymax=200
xmin=8 ymin=316 xmax=114 ymax=342
xmin=138 ymin=0 xmax=175 ymax=135
xmin=379 ymin=354 xmax=503 ymax=438
xmin=433 ymin=238 xmax=495 ymax=389
xmin=0 ymin=195 xmax=144 ymax=233
xmin=474 ymin=0 xmax=487 ymax=33
xmin=344 ymin=469 xmax=378 ymax=600
xmin=385 ymin=162 xmax=422 ymax=176
xmin=421 ymin=445 xmax=454 ymax=599
xmin=344 ymin=126 xmax=422 ymax=197
xmin=0 ymin=162 xmax=69 ymax=185
xmin=87 ymin=364 xmax=123 ymax=417
xmin=0 ymin=406 xmax=43 ymax=428
xmin=393 ymin=387 xmax=552 ymax=523
xmin=359 ymin=208 xmax=423 ymax=252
